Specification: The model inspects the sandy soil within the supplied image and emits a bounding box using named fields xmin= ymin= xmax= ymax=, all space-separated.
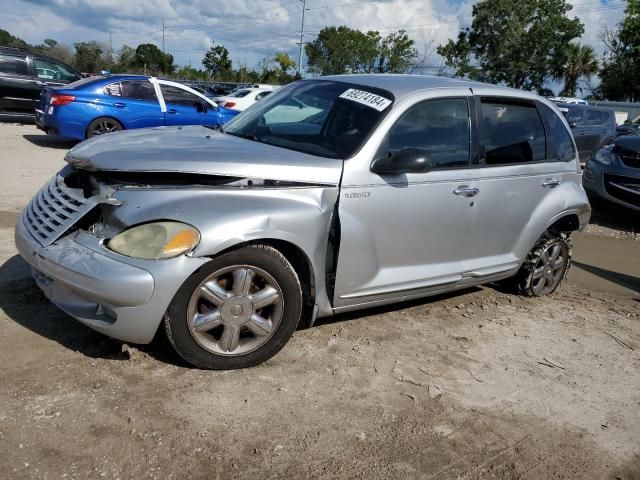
xmin=0 ymin=123 xmax=639 ymax=479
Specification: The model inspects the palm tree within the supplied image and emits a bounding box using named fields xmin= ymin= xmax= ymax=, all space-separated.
xmin=557 ymin=43 xmax=599 ymax=98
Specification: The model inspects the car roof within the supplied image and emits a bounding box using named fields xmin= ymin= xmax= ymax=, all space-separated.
xmin=554 ymin=102 xmax=611 ymax=112
xmin=319 ymin=74 xmax=524 ymax=100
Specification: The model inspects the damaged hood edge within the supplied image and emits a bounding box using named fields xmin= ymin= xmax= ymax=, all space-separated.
xmin=65 ymin=125 xmax=343 ymax=187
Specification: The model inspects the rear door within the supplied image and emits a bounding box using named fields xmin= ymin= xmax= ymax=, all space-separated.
xmin=103 ymin=79 xmax=164 ymax=129
xmin=159 ymin=84 xmax=204 ymax=126
xmin=582 ymin=108 xmax=613 ymax=156
xmin=0 ymin=53 xmax=40 ymax=115
xmin=564 ymin=106 xmax=591 ymax=162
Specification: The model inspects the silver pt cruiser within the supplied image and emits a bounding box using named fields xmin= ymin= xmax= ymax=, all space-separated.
xmin=16 ymin=75 xmax=591 ymax=369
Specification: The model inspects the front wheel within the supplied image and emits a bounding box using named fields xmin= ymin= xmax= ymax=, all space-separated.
xmin=164 ymin=244 xmax=303 ymax=369
xmin=511 ymin=232 xmax=572 ymax=297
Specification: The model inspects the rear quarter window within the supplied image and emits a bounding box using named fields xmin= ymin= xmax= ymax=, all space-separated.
xmin=539 ymin=103 xmax=576 ymax=162
xmin=0 ymin=54 xmax=28 ymax=76
xmin=480 ymin=98 xmax=546 ymax=165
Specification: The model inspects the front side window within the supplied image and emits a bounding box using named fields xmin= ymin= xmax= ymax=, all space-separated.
xmin=0 ymin=54 xmax=28 ymax=76
xmin=539 ymin=103 xmax=576 ymax=162
xmin=377 ymin=98 xmax=470 ymax=169
xmin=34 ymin=58 xmax=78 ymax=82
xmin=480 ymin=99 xmax=546 ymax=165
xmin=160 ymin=85 xmax=201 ymax=107
xmin=224 ymin=80 xmax=394 ymax=159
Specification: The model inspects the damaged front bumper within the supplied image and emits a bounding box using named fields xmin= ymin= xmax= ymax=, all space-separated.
xmin=15 ymin=216 xmax=207 ymax=344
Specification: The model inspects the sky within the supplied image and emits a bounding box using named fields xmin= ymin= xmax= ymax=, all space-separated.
xmin=0 ymin=0 xmax=627 ymax=74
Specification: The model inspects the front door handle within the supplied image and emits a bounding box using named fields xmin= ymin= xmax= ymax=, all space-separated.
xmin=112 ymin=102 xmax=126 ymax=108
xmin=542 ymin=178 xmax=561 ymax=188
xmin=453 ymin=185 xmax=479 ymax=197
xmin=167 ymin=108 xmax=178 ymax=114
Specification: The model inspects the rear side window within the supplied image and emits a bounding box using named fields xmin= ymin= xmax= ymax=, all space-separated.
xmin=0 ymin=54 xmax=28 ymax=76
xmin=480 ymin=99 xmax=546 ymax=165
xmin=380 ymin=98 xmax=470 ymax=169
xmin=539 ymin=103 xmax=576 ymax=162
xmin=585 ymin=109 xmax=610 ymax=126
xmin=104 ymin=80 xmax=157 ymax=101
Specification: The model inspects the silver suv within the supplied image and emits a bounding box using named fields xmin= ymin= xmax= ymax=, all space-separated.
xmin=15 ymin=75 xmax=591 ymax=369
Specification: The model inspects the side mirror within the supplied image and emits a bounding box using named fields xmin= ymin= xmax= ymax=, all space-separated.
xmin=371 ymin=148 xmax=432 ymax=174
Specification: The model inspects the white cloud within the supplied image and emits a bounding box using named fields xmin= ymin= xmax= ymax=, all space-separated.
xmin=0 ymin=0 xmax=626 ymax=71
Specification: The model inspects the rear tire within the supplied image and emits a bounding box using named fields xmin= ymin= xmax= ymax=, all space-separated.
xmin=164 ymin=244 xmax=303 ymax=369
xmin=86 ymin=117 xmax=123 ymax=138
xmin=510 ymin=231 xmax=572 ymax=297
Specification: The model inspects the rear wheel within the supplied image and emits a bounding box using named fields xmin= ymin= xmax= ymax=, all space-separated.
xmin=87 ymin=117 xmax=123 ymax=138
xmin=164 ymin=244 xmax=303 ymax=369
xmin=510 ymin=232 xmax=572 ymax=297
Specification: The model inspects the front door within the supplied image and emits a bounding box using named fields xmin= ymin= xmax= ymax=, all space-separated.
xmin=333 ymin=93 xmax=478 ymax=308
xmin=159 ymin=84 xmax=204 ymax=126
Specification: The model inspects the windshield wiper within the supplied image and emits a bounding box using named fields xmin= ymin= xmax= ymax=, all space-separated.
xmin=226 ymin=131 xmax=259 ymax=142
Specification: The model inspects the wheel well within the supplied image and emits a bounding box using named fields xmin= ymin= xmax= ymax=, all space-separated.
xmin=85 ymin=116 xmax=124 ymax=138
xmin=549 ymin=214 xmax=580 ymax=233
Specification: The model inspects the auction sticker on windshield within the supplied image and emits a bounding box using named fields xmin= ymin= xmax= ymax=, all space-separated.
xmin=339 ymin=89 xmax=392 ymax=112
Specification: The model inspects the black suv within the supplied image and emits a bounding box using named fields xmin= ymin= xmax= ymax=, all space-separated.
xmin=0 ymin=46 xmax=82 ymax=118
xmin=554 ymin=102 xmax=616 ymax=163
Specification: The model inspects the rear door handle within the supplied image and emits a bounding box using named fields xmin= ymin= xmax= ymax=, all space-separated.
xmin=113 ymin=102 xmax=126 ymax=108
xmin=167 ymin=108 xmax=178 ymax=114
xmin=453 ymin=185 xmax=479 ymax=197
xmin=542 ymin=178 xmax=561 ymax=188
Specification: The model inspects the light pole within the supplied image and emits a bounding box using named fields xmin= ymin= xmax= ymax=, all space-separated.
xmin=297 ymin=0 xmax=306 ymax=76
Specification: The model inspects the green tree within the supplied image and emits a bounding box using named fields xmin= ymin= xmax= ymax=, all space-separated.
xmin=274 ymin=52 xmax=296 ymax=73
xmin=0 ymin=29 xmax=31 ymax=49
xmin=113 ymin=45 xmax=136 ymax=73
xmin=437 ymin=0 xmax=583 ymax=93
xmin=305 ymin=26 xmax=380 ymax=75
xmin=33 ymin=38 xmax=74 ymax=65
xmin=202 ymin=44 xmax=232 ymax=79
xmin=598 ymin=0 xmax=640 ymax=101
xmin=555 ymin=43 xmax=599 ymax=97
xmin=377 ymin=30 xmax=418 ymax=73
xmin=134 ymin=43 xmax=174 ymax=74
xmin=73 ymin=41 xmax=105 ymax=73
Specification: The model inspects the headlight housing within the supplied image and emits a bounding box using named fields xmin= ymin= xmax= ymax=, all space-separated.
xmin=108 ymin=221 xmax=200 ymax=260
xmin=593 ymin=144 xmax=614 ymax=165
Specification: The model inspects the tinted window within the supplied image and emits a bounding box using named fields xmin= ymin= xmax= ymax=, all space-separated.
xmin=585 ymin=109 xmax=610 ymax=126
xmin=34 ymin=58 xmax=78 ymax=82
xmin=121 ymin=80 xmax=157 ymax=101
xmin=255 ymin=91 xmax=271 ymax=101
xmin=0 ymin=54 xmax=28 ymax=75
xmin=160 ymin=84 xmax=201 ymax=106
xmin=229 ymin=89 xmax=252 ymax=98
xmin=539 ymin=103 xmax=576 ymax=162
xmin=564 ymin=106 xmax=583 ymax=126
xmin=481 ymin=99 xmax=546 ymax=165
xmin=380 ymin=98 xmax=470 ymax=169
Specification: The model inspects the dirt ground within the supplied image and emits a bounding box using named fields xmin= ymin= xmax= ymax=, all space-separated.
xmin=0 ymin=123 xmax=639 ymax=479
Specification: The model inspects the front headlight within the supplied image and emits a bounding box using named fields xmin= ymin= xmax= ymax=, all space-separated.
xmin=108 ymin=221 xmax=200 ymax=260
xmin=593 ymin=145 xmax=614 ymax=165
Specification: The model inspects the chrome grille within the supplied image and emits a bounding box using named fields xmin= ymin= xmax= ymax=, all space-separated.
xmin=23 ymin=174 xmax=97 ymax=247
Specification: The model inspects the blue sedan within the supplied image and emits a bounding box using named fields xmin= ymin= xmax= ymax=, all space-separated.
xmin=35 ymin=74 xmax=239 ymax=140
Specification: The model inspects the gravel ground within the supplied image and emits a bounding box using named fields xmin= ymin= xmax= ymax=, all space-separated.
xmin=0 ymin=123 xmax=639 ymax=479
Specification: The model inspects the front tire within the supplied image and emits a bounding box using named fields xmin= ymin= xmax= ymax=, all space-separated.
xmin=511 ymin=232 xmax=572 ymax=297
xmin=164 ymin=244 xmax=302 ymax=369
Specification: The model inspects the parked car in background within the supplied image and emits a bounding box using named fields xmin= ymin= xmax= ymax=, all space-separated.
xmin=215 ymin=87 xmax=274 ymax=111
xmin=615 ymin=123 xmax=640 ymax=137
xmin=583 ymin=135 xmax=640 ymax=212
xmin=16 ymin=75 xmax=590 ymax=369
xmin=557 ymin=103 xmax=616 ymax=163
xmin=35 ymin=74 xmax=239 ymax=140
xmin=550 ymin=96 xmax=588 ymax=105
xmin=0 ymin=46 xmax=82 ymax=118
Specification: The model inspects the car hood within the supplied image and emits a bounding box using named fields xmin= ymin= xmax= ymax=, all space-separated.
xmin=65 ymin=125 xmax=343 ymax=186
xmin=614 ymin=135 xmax=640 ymax=152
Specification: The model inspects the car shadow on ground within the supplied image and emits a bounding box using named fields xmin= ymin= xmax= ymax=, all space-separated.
xmin=0 ymin=254 xmax=189 ymax=367
xmin=22 ymin=134 xmax=78 ymax=150
xmin=572 ymin=261 xmax=640 ymax=294
xmin=589 ymin=200 xmax=640 ymax=234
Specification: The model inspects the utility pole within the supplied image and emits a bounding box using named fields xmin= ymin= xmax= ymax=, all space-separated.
xmin=162 ymin=19 xmax=165 ymax=54
xmin=297 ymin=0 xmax=306 ymax=76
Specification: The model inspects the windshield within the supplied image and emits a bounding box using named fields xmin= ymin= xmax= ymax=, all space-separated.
xmin=223 ymin=80 xmax=394 ymax=159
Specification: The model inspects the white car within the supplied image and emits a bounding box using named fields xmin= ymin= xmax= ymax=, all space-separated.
xmin=215 ymin=88 xmax=274 ymax=111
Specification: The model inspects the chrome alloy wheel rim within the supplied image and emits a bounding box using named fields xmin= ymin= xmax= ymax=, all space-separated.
xmin=187 ymin=265 xmax=284 ymax=356
xmin=92 ymin=120 xmax=120 ymax=135
xmin=531 ymin=242 xmax=568 ymax=295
